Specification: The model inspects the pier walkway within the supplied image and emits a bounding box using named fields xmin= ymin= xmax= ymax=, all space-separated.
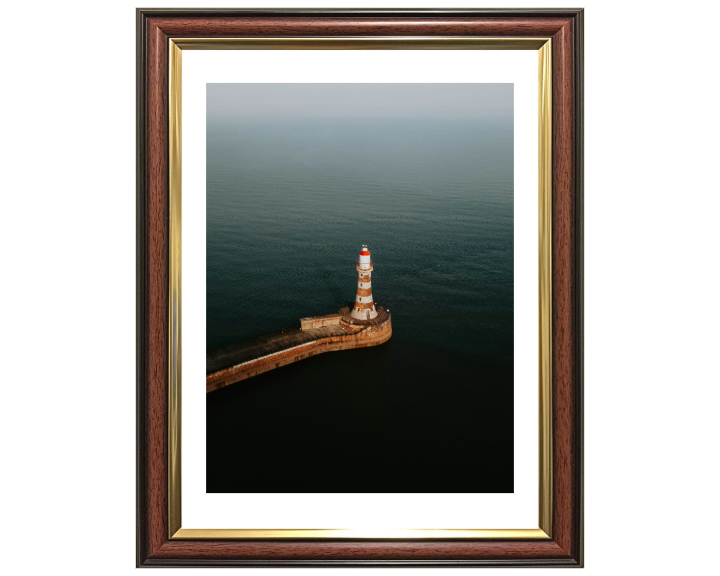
xmin=206 ymin=324 xmax=348 ymax=375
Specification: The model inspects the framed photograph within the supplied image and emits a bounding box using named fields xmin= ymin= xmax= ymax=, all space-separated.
xmin=137 ymin=8 xmax=583 ymax=567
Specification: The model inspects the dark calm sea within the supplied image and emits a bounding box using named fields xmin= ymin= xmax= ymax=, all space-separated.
xmin=206 ymin=116 xmax=514 ymax=493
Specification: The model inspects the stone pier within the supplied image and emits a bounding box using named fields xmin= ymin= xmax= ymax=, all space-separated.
xmin=206 ymin=307 xmax=391 ymax=393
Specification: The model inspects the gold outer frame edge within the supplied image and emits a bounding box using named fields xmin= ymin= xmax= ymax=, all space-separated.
xmin=172 ymin=37 xmax=549 ymax=50
xmin=167 ymin=37 xmax=552 ymax=540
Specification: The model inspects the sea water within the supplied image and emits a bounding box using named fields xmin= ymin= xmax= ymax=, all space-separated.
xmin=206 ymin=116 xmax=514 ymax=493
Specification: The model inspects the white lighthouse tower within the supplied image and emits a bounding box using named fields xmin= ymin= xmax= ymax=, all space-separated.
xmin=351 ymin=245 xmax=379 ymax=320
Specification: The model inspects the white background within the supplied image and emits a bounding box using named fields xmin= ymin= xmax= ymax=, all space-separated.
xmin=182 ymin=49 xmax=539 ymax=530
xmin=1 ymin=0 xmax=719 ymax=574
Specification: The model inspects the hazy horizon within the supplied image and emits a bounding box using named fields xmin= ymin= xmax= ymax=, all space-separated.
xmin=207 ymin=83 xmax=513 ymax=120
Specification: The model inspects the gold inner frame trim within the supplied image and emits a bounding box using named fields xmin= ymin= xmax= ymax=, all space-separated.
xmin=167 ymin=37 xmax=552 ymax=540
xmin=174 ymin=528 xmax=548 ymax=540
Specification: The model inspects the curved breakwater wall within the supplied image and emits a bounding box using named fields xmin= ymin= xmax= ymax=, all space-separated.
xmin=206 ymin=316 xmax=391 ymax=393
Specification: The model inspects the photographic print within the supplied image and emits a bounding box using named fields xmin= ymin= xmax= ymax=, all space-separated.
xmin=205 ymin=83 xmax=514 ymax=494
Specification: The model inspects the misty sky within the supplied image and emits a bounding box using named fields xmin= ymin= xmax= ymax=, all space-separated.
xmin=207 ymin=83 xmax=513 ymax=119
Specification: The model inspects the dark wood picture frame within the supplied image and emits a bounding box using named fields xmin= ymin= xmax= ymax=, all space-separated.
xmin=137 ymin=8 xmax=583 ymax=567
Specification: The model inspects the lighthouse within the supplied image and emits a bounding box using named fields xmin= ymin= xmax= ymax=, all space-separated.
xmin=351 ymin=245 xmax=379 ymax=320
